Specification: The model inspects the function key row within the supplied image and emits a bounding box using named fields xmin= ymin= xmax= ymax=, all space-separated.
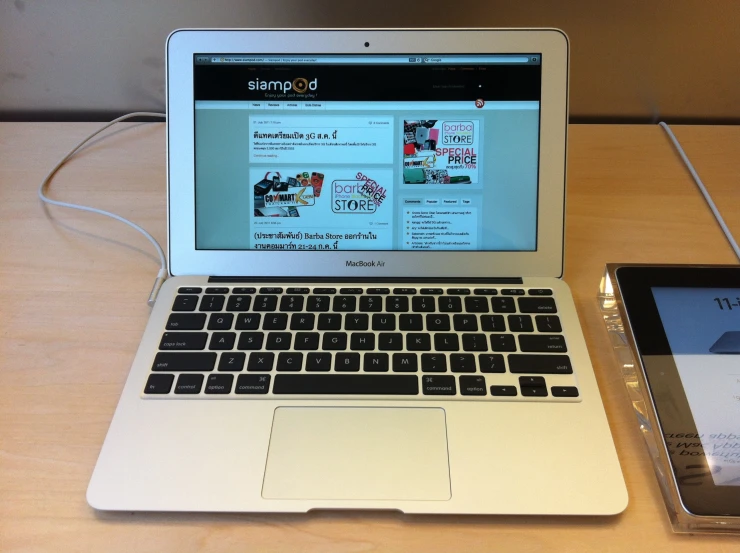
xmin=178 ymin=286 xmax=553 ymax=296
xmin=173 ymin=294 xmax=557 ymax=315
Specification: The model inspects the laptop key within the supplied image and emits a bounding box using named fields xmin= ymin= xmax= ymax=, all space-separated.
xmin=501 ymin=289 xmax=525 ymax=296
xmin=206 ymin=287 xmax=229 ymax=294
xmin=159 ymin=332 xmax=208 ymax=350
xmin=199 ymin=295 xmax=225 ymax=312
xmin=359 ymin=296 xmax=383 ymax=312
xmin=226 ymin=295 xmax=252 ymax=312
xmin=272 ymin=374 xmax=419 ymax=395
xmin=474 ymin=288 xmax=499 ymax=295
xmin=247 ymin=352 xmax=274 ymax=371
xmin=144 ymin=373 xmax=174 ymax=394
xmin=528 ymin=288 xmax=553 ymax=296
xmin=426 ymin=314 xmax=451 ymax=331
xmin=218 ymin=352 xmax=246 ymax=372
xmin=312 ymin=288 xmax=336 ymax=294
xmin=175 ymin=374 xmax=204 ymax=394
xmin=306 ymin=352 xmax=332 ymax=371
xmin=393 ymin=287 xmax=417 ymax=295
xmin=490 ymin=334 xmax=517 ymax=352
xmin=266 ymin=332 xmax=292 ymax=350
xmin=461 ymin=334 xmax=488 ymax=352
xmin=521 ymin=386 xmax=548 ymax=397
xmin=335 ymin=352 xmax=361 ymax=372
xmin=399 ymin=314 xmax=423 ymax=331
xmin=480 ymin=315 xmax=506 ymax=332
xmin=411 ymin=296 xmax=435 ymax=312
xmin=253 ymin=295 xmax=278 ymax=311
xmin=439 ymin=296 xmax=462 ymax=312
xmin=204 ymin=374 xmax=233 ymax=394
xmin=233 ymin=287 xmax=257 ymax=294
xmin=518 ymin=297 xmax=557 ymax=313
xmin=333 ymin=295 xmax=357 ymax=312
xmin=366 ymin=287 xmax=390 ymax=295
xmin=317 ymin=313 xmax=342 ymax=330
xmin=290 ymin=313 xmax=315 ymax=330
xmin=263 ymin=313 xmax=288 ymax=330
xmin=450 ymin=354 xmax=476 ymax=373
xmin=392 ymin=353 xmax=417 ymax=372
xmin=464 ymin=297 xmax=489 ymax=313
xmin=235 ymin=374 xmax=271 ymax=394
xmin=386 ymin=296 xmax=409 ymax=312
xmin=237 ymin=332 xmax=264 ymax=350
xmin=322 ymin=332 xmax=348 ymax=350
xmin=167 ymin=313 xmax=206 ymax=330
xmin=460 ymin=375 xmax=487 ymax=396
xmin=345 ymin=314 xmax=369 ymax=330
xmin=406 ymin=333 xmax=431 ymax=351
xmin=446 ymin=288 xmax=470 ymax=295
xmin=279 ymin=295 xmax=304 ymax=312
xmin=209 ymin=332 xmax=236 ymax=350
xmin=491 ymin=297 xmax=516 ymax=313
xmin=172 ymin=295 xmax=198 ymax=311
xmin=508 ymin=354 xmax=573 ymax=374
xmin=372 ymin=314 xmax=396 ymax=331
xmin=277 ymin=352 xmax=303 ymax=371
xmin=306 ymin=295 xmax=330 ymax=312
xmin=285 ymin=287 xmax=309 ymax=294
xmin=453 ymin=314 xmax=478 ymax=331
xmin=350 ymin=333 xmax=375 ymax=350
xmin=422 ymin=375 xmax=456 ymax=395
xmin=365 ymin=353 xmax=390 ymax=372
xmin=490 ymin=385 xmax=517 ymax=397
xmin=479 ymin=354 xmax=506 ymax=373
xmin=339 ymin=287 xmax=363 ymax=294
xmin=551 ymin=386 xmax=579 ymax=397
xmin=235 ymin=313 xmax=261 ymax=330
xmin=519 ymin=335 xmax=567 ymax=353
xmin=421 ymin=353 xmax=447 ymax=372
xmin=535 ymin=315 xmax=562 ymax=333
xmin=420 ymin=288 xmax=443 ymax=295
xmin=434 ymin=333 xmax=460 ymax=351
xmin=259 ymin=287 xmax=283 ymax=294
xmin=378 ymin=332 xmax=403 ymax=351
xmin=178 ymin=287 xmax=202 ymax=294
xmin=208 ymin=313 xmax=234 ymax=330
xmin=519 ymin=376 xmax=546 ymax=387
xmin=508 ymin=314 xmax=534 ymax=333
xmin=294 ymin=332 xmax=320 ymax=350
xmin=152 ymin=352 xmax=216 ymax=372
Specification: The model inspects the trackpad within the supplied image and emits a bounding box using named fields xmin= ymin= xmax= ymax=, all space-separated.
xmin=262 ymin=407 xmax=451 ymax=500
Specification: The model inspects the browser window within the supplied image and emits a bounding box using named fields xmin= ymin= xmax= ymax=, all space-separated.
xmin=193 ymin=54 xmax=541 ymax=252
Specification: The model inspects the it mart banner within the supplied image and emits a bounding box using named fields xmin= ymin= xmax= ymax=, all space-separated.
xmin=403 ymin=119 xmax=480 ymax=185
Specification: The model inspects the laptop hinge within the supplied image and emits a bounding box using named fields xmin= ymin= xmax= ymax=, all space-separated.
xmin=208 ymin=276 xmax=524 ymax=284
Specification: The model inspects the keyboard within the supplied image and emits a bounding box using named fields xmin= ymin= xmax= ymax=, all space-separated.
xmin=143 ymin=286 xmax=580 ymax=401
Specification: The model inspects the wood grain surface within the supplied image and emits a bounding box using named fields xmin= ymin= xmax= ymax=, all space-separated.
xmin=1 ymin=123 xmax=739 ymax=552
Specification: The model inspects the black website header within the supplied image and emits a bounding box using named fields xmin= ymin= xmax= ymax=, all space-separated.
xmin=194 ymin=63 xmax=541 ymax=102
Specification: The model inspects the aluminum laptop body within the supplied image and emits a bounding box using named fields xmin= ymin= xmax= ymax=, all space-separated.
xmin=87 ymin=28 xmax=627 ymax=515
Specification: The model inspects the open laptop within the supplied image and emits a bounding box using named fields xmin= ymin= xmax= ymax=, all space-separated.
xmin=87 ymin=28 xmax=627 ymax=515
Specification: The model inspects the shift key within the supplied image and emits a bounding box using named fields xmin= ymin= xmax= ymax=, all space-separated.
xmin=508 ymin=354 xmax=573 ymax=374
xmin=152 ymin=352 xmax=217 ymax=371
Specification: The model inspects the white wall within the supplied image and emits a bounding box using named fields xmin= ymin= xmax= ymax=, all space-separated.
xmin=2 ymin=0 xmax=739 ymax=120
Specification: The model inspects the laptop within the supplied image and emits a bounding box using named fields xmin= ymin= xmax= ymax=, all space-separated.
xmin=87 ymin=28 xmax=627 ymax=515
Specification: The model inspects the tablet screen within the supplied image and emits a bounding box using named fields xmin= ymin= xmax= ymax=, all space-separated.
xmin=651 ymin=287 xmax=740 ymax=487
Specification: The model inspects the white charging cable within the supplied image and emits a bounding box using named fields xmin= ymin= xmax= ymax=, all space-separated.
xmin=38 ymin=112 xmax=168 ymax=306
xmin=659 ymin=121 xmax=740 ymax=261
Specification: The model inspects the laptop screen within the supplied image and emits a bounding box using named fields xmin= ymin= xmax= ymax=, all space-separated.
xmin=193 ymin=54 xmax=541 ymax=253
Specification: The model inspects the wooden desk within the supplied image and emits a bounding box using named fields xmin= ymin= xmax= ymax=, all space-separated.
xmin=1 ymin=123 xmax=739 ymax=551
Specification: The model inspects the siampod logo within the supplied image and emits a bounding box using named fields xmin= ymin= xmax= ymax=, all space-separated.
xmin=247 ymin=77 xmax=318 ymax=93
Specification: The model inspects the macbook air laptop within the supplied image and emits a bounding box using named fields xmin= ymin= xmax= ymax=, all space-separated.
xmin=87 ymin=28 xmax=627 ymax=515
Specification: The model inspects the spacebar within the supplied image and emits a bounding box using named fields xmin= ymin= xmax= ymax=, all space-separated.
xmin=273 ymin=374 xmax=419 ymax=395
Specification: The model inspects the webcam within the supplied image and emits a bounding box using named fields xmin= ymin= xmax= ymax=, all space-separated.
xmin=364 ymin=42 xmax=370 ymax=47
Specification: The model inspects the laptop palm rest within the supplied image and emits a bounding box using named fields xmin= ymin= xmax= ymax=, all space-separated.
xmin=262 ymin=407 xmax=451 ymax=501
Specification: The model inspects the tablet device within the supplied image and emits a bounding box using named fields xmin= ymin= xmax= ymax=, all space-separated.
xmin=613 ymin=265 xmax=740 ymax=517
